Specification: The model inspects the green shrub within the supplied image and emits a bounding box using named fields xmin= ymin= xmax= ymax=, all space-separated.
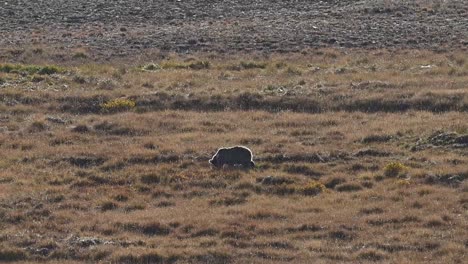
xmin=101 ymin=98 xmax=136 ymax=112
xmin=383 ymin=162 xmax=408 ymax=178
xmin=0 ymin=64 xmax=15 ymax=73
xmin=37 ymin=65 xmax=62 ymax=75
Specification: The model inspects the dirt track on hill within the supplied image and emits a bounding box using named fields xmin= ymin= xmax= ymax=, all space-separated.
xmin=0 ymin=0 xmax=467 ymax=56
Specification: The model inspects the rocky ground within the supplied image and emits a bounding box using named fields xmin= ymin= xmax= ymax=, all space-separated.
xmin=1 ymin=0 xmax=467 ymax=57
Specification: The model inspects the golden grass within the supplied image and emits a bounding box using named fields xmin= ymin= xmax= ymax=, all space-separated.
xmin=0 ymin=47 xmax=467 ymax=263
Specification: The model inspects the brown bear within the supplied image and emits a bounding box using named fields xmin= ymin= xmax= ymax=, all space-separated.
xmin=209 ymin=146 xmax=255 ymax=168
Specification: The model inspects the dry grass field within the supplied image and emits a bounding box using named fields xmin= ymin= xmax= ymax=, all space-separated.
xmin=0 ymin=48 xmax=467 ymax=263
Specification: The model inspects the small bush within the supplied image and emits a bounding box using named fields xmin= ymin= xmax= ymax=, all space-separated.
xmin=142 ymin=63 xmax=161 ymax=71
xmin=383 ymin=162 xmax=409 ymax=177
xmin=37 ymin=65 xmax=62 ymax=75
xmin=101 ymin=98 xmax=136 ymax=112
xmin=0 ymin=64 xmax=14 ymax=73
xmin=301 ymin=181 xmax=326 ymax=196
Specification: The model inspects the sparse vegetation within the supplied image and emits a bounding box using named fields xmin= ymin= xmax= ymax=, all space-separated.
xmin=101 ymin=98 xmax=136 ymax=112
xmin=384 ymin=162 xmax=409 ymax=178
xmin=0 ymin=63 xmax=64 ymax=75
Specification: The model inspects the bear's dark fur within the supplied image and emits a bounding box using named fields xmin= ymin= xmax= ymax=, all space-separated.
xmin=209 ymin=146 xmax=255 ymax=168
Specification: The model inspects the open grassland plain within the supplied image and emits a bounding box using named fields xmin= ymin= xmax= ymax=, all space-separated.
xmin=0 ymin=48 xmax=467 ymax=263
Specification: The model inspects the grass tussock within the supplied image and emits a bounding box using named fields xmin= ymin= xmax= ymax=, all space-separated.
xmin=301 ymin=181 xmax=326 ymax=196
xmin=0 ymin=64 xmax=64 ymax=75
xmin=0 ymin=248 xmax=26 ymax=262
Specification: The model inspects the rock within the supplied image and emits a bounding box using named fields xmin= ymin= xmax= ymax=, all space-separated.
xmin=36 ymin=248 xmax=50 ymax=256
xmin=455 ymin=135 xmax=468 ymax=144
xmin=46 ymin=116 xmax=68 ymax=124
xmin=65 ymin=235 xmax=106 ymax=247
xmin=257 ymin=176 xmax=294 ymax=185
xmin=412 ymin=131 xmax=468 ymax=150
xmin=78 ymin=237 xmax=102 ymax=247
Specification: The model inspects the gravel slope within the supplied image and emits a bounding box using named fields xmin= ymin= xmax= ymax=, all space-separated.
xmin=1 ymin=0 xmax=467 ymax=54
